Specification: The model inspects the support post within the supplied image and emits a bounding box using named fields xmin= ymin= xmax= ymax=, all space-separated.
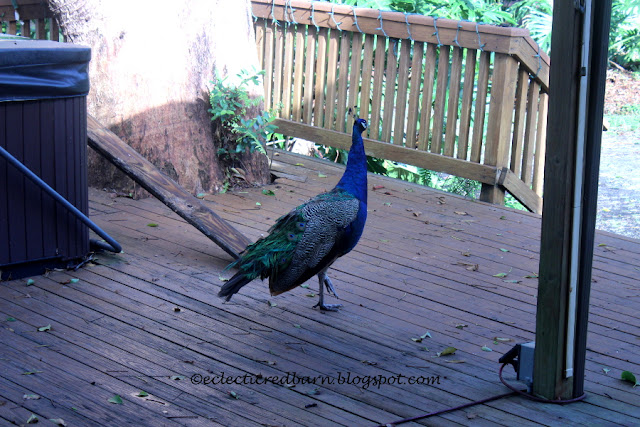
xmin=534 ymin=0 xmax=612 ymax=400
xmin=534 ymin=0 xmax=583 ymax=400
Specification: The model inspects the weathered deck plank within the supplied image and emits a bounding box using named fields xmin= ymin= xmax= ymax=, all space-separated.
xmin=2 ymin=150 xmax=639 ymax=426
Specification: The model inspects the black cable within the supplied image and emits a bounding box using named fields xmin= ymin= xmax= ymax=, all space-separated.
xmin=377 ymin=363 xmax=587 ymax=426
xmin=376 ymin=389 xmax=517 ymax=426
xmin=498 ymin=363 xmax=587 ymax=404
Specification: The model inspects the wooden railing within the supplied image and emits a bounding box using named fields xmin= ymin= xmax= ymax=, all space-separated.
xmin=252 ymin=0 xmax=550 ymax=213
xmin=0 ymin=0 xmax=62 ymax=41
xmin=2 ymin=0 xmax=549 ymax=212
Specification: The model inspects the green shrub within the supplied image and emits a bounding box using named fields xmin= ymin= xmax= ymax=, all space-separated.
xmin=209 ymin=68 xmax=278 ymax=158
xmin=609 ymin=0 xmax=640 ymax=70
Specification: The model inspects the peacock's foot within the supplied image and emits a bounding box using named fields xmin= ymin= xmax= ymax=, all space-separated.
xmin=321 ymin=275 xmax=340 ymax=298
xmin=313 ymin=302 xmax=343 ymax=312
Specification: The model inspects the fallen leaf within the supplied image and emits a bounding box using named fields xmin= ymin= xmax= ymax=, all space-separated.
xmin=602 ymin=368 xmax=611 ymax=374
xmin=262 ymin=189 xmax=275 ymax=196
xmin=499 ymin=248 xmax=509 ymax=253
xmin=108 ymin=395 xmax=123 ymax=404
xmin=196 ymin=192 xmax=206 ymax=199
xmin=361 ymin=360 xmax=377 ymax=365
xmin=318 ymin=173 xmax=327 ymax=178
xmin=136 ymin=391 xmax=149 ymax=397
xmin=293 ymin=324 xmax=301 ymax=329
xmin=503 ymin=279 xmax=522 ymax=284
xmin=306 ymin=387 xmax=320 ymax=395
xmin=300 ymin=284 xmax=309 ymax=288
xmin=70 ymin=278 xmax=79 ymax=283
xmin=493 ymin=268 xmax=512 ymax=278
xmin=268 ymin=301 xmax=278 ymax=307
xmin=494 ymin=337 xmax=512 ymax=343
xmin=499 ymin=215 xmax=506 ymax=220
xmin=524 ymin=273 xmax=539 ymax=279
xmin=37 ymin=324 xmax=51 ymax=332
xmin=454 ymin=211 xmax=468 ymax=216
xmin=413 ymin=212 xmax=422 ymax=217
xmin=455 ymin=324 xmax=468 ymax=330
xmin=255 ymin=202 xmax=262 ymax=206
xmin=413 ymin=331 xmax=432 ymax=341
xmin=461 ymin=252 xmax=471 ymax=257
xmin=306 ymin=293 xmax=316 ymax=297
xmin=6 ymin=317 xmax=16 ymax=322
xmin=218 ymin=275 xmax=229 ymax=282
xmin=456 ymin=262 xmax=478 ymax=271
xmin=229 ymin=391 xmax=239 ymax=399
xmin=437 ymin=346 xmax=457 ymax=357
xmin=147 ymin=223 xmax=158 ymax=227
xmin=22 ymin=371 xmax=43 ymax=375
xmin=26 ymin=414 xmax=38 ymax=424
xmin=23 ymin=394 xmax=40 ymax=400
xmin=295 ymin=163 xmax=304 ymax=166
xmin=49 ymin=419 xmax=67 ymax=426
xmin=481 ymin=346 xmax=493 ymax=352
xmin=621 ymin=371 xmax=639 ymax=387
xmin=170 ymin=375 xmax=185 ymax=381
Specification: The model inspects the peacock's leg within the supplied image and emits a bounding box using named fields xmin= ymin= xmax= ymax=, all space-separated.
xmin=313 ymin=269 xmax=342 ymax=311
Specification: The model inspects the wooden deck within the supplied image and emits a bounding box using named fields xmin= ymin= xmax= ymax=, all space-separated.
xmin=1 ymin=150 xmax=639 ymax=426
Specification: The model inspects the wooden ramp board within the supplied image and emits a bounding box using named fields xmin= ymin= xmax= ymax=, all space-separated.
xmin=86 ymin=114 xmax=250 ymax=259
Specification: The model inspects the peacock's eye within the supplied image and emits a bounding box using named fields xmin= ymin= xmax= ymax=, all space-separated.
xmin=287 ymin=232 xmax=298 ymax=242
xmin=296 ymin=221 xmax=306 ymax=231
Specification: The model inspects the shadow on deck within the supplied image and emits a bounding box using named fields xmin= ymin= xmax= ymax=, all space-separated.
xmin=1 ymin=151 xmax=639 ymax=426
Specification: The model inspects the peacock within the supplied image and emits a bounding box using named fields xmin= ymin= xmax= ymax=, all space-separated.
xmin=218 ymin=115 xmax=368 ymax=311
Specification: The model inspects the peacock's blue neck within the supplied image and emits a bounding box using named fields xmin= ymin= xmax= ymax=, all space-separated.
xmin=336 ymin=127 xmax=368 ymax=204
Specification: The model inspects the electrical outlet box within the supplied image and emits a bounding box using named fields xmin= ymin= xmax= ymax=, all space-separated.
xmin=517 ymin=341 xmax=535 ymax=390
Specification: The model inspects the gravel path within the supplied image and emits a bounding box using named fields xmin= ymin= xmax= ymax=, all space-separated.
xmin=596 ymin=130 xmax=640 ymax=239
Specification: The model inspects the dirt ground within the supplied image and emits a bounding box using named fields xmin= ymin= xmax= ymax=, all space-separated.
xmin=596 ymin=70 xmax=640 ymax=239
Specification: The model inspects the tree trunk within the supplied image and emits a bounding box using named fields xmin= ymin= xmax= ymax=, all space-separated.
xmin=48 ymin=0 xmax=269 ymax=198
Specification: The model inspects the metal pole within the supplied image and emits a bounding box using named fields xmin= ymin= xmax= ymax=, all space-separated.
xmin=0 ymin=144 xmax=122 ymax=253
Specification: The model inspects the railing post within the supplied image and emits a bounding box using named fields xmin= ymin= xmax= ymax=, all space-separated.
xmin=480 ymin=52 xmax=519 ymax=205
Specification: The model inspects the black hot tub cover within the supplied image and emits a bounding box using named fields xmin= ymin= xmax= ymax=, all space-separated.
xmin=0 ymin=35 xmax=91 ymax=101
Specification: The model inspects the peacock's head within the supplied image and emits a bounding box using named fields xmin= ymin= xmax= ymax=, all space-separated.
xmin=354 ymin=118 xmax=368 ymax=134
xmin=348 ymin=107 xmax=368 ymax=134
